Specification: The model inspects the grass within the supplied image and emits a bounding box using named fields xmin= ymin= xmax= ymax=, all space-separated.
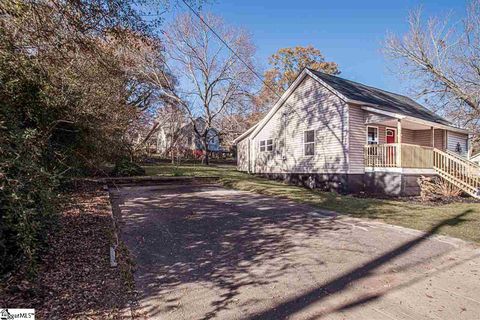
xmin=143 ymin=162 xmax=480 ymax=244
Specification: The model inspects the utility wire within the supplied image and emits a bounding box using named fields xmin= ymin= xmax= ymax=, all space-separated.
xmin=180 ymin=0 xmax=284 ymax=101
xmin=180 ymin=0 xmax=305 ymax=145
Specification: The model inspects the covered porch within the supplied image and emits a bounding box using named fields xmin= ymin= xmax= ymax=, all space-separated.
xmin=362 ymin=108 xmax=460 ymax=169
xmin=360 ymin=112 xmax=478 ymax=197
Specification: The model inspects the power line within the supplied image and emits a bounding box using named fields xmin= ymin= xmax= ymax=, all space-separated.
xmin=180 ymin=0 xmax=283 ymax=101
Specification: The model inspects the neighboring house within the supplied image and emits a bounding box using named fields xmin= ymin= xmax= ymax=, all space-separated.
xmin=470 ymin=152 xmax=480 ymax=165
xmin=156 ymin=117 xmax=222 ymax=157
xmin=234 ymin=68 xmax=477 ymax=197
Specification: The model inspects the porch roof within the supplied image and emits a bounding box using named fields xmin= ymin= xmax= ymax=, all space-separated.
xmin=362 ymin=106 xmax=469 ymax=133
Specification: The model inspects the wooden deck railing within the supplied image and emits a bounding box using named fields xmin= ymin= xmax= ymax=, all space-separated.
xmin=364 ymin=143 xmax=480 ymax=198
xmin=433 ymin=149 xmax=480 ymax=197
xmin=401 ymin=144 xmax=433 ymax=168
xmin=364 ymin=143 xmax=433 ymax=168
xmin=364 ymin=143 xmax=398 ymax=167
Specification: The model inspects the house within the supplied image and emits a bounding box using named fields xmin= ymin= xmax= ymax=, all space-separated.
xmin=470 ymin=152 xmax=480 ymax=165
xmin=234 ymin=68 xmax=477 ymax=197
xmin=156 ymin=117 xmax=222 ymax=157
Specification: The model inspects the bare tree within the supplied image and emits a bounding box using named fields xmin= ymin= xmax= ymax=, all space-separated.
xmin=384 ymin=2 xmax=480 ymax=136
xmin=155 ymin=101 xmax=187 ymax=163
xmin=163 ymin=13 xmax=256 ymax=164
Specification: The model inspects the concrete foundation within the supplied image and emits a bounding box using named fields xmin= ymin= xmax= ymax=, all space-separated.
xmin=257 ymin=171 xmax=436 ymax=197
xmin=364 ymin=172 xmax=436 ymax=196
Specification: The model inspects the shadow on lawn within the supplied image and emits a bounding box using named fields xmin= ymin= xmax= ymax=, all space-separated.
xmin=111 ymin=184 xmax=474 ymax=320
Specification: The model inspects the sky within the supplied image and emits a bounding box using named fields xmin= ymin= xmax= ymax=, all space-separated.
xmin=167 ymin=0 xmax=468 ymax=94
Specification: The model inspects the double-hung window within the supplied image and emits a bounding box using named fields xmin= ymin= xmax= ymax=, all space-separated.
xmin=367 ymin=126 xmax=378 ymax=145
xmin=304 ymin=130 xmax=315 ymax=156
xmin=260 ymin=139 xmax=273 ymax=152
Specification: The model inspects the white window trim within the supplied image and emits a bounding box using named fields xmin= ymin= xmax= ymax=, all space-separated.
xmin=259 ymin=139 xmax=274 ymax=152
xmin=385 ymin=127 xmax=397 ymax=143
xmin=366 ymin=126 xmax=379 ymax=145
xmin=303 ymin=129 xmax=315 ymax=156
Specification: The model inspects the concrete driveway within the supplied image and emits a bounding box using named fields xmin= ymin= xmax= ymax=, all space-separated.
xmin=110 ymin=183 xmax=480 ymax=320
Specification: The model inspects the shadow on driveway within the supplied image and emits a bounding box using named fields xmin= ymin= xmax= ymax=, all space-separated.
xmin=110 ymin=183 xmax=480 ymax=320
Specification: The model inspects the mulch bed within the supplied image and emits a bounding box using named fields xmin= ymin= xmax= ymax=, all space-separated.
xmin=353 ymin=192 xmax=480 ymax=205
xmin=0 ymin=182 xmax=133 ymax=319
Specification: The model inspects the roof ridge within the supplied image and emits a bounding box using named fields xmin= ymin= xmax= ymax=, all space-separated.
xmin=307 ymin=68 xmax=450 ymax=124
xmin=307 ymin=68 xmax=413 ymax=101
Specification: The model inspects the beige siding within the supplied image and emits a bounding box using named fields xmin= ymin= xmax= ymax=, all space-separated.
xmin=350 ymin=109 xmax=450 ymax=171
xmin=402 ymin=128 xmax=415 ymax=144
xmin=405 ymin=128 xmax=445 ymax=148
xmin=348 ymin=105 xmax=365 ymax=173
xmin=412 ymin=130 xmax=432 ymax=146
xmin=447 ymin=131 xmax=468 ymax=155
xmin=434 ymin=129 xmax=444 ymax=149
xmin=241 ymin=73 xmax=460 ymax=175
xmin=364 ymin=122 xmax=446 ymax=149
xmin=252 ymin=76 xmax=348 ymax=174
xmin=236 ymin=138 xmax=249 ymax=172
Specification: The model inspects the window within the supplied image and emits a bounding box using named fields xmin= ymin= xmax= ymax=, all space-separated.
xmin=260 ymin=139 xmax=273 ymax=152
xmin=367 ymin=127 xmax=378 ymax=144
xmin=304 ymin=130 xmax=315 ymax=156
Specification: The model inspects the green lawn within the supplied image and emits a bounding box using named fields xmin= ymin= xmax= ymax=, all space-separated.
xmin=143 ymin=162 xmax=480 ymax=244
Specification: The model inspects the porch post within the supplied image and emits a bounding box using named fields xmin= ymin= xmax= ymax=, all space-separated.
xmin=431 ymin=126 xmax=435 ymax=148
xmin=396 ymin=119 xmax=402 ymax=167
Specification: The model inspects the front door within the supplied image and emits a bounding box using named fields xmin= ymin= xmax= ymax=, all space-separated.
xmin=386 ymin=128 xmax=396 ymax=143
xmin=386 ymin=128 xmax=396 ymax=166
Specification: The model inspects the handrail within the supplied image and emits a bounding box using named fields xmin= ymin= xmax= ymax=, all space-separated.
xmin=445 ymin=149 xmax=480 ymax=169
xmin=363 ymin=144 xmax=480 ymax=198
xmin=433 ymin=148 xmax=480 ymax=198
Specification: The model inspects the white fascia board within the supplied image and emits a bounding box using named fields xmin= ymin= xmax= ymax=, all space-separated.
xmin=233 ymin=123 xmax=258 ymax=144
xmin=250 ymin=68 xmax=368 ymax=140
xmin=360 ymin=106 xmax=405 ymax=119
xmin=361 ymin=106 xmax=469 ymax=134
xmin=304 ymin=69 xmax=352 ymax=102
xmin=403 ymin=116 xmax=470 ymax=134
xmin=250 ymin=70 xmax=310 ymax=139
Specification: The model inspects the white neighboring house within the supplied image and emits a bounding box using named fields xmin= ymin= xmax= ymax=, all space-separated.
xmin=234 ymin=68 xmax=478 ymax=197
xmin=470 ymin=152 xmax=480 ymax=165
xmin=156 ymin=117 xmax=222 ymax=157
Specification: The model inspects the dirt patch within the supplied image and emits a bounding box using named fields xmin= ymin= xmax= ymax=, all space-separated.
xmin=0 ymin=182 xmax=133 ymax=319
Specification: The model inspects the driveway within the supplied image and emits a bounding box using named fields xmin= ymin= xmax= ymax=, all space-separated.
xmin=110 ymin=183 xmax=480 ymax=320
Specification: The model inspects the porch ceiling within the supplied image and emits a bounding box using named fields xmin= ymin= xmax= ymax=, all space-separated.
xmin=374 ymin=118 xmax=433 ymax=130
xmin=362 ymin=106 xmax=469 ymax=134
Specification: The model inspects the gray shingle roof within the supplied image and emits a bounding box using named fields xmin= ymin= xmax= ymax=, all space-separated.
xmin=308 ymin=69 xmax=451 ymax=125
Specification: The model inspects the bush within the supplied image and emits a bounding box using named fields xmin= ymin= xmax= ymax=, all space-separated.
xmin=0 ymin=0 xmax=159 ymax=277
xmin=0 ymin=54 xmax=60 ymax=277
xmin=112 ymin=160 xmax=145 ymax=177
xmin=418 ymin=176 xmax=462 ymax=201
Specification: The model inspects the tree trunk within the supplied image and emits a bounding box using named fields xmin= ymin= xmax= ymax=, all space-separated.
xmin=203 ymin=135 xmax=210 ymax=165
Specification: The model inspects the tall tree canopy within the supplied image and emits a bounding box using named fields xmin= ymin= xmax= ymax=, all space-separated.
xmin=254 ymin=45 xmax=340 ymax=119
xmin=162 ymin=13 xmax=257 ymax=164
xmin=0 ymin=0 xmax=198 ymax=275
xmin=384 ymin=1 xmax=480 ymax=135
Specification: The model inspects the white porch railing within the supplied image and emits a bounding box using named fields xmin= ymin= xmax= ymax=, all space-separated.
xmin=364 ymin=143 xmax=433 ymax=168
